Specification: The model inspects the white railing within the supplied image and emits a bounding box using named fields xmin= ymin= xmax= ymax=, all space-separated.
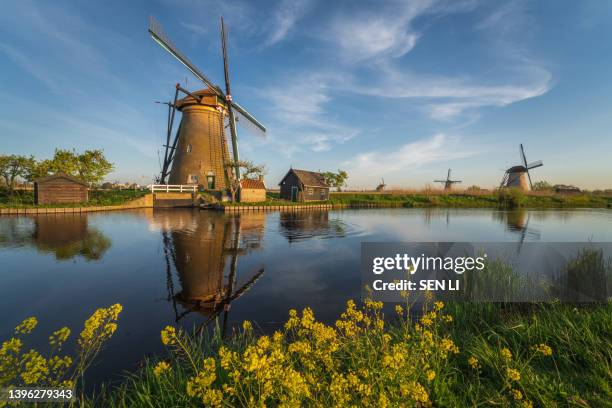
xmin=148 ymin=184 xmax=198 ymax=193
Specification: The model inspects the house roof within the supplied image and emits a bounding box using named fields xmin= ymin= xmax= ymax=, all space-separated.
xmin=240 ymin=178 xmax=266 ymax=189
xmin=35 ymin=173 xmax=89 ymax=187
xmin=280 ymin=169 xmax=329 ymax=188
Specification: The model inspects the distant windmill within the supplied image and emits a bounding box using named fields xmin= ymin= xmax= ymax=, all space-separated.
xmin=434 ymin=169 xmax=462 ymax=191
xmin=149 ymin=16 xmax=266 ymax=189
xmin=499 ymin=144 xmax=543 ymax=191
xmin=376 ymin=178 xmax=386 ymax=192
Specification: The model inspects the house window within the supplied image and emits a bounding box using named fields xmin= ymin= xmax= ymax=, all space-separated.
xmin=320 ymin=189 xmax=326 ymax=198
xmin=188 ymin=174 xmax=198 ymax=183
xmin=307 ymin=188 xmax=314 ymax=195
xmin=186 ymin=144 xmax=192 ymax=153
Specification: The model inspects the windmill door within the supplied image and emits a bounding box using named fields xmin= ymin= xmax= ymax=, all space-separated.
xmin=290 ymin=186 xmax=298 ymax=202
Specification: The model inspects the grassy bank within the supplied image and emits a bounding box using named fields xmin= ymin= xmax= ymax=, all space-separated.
xmin=222 ymin=191 xmax=612 ymax=209
xmin=84 ymin=301 xmax=611 ymax=407
xmin=0 ymin=188 xmax=148 ymax=208
xmin=328 ymin=191 xmax=612 ymax=209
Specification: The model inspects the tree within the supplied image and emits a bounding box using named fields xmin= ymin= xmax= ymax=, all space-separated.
xmin=0 ymin=155 xmax=36 ymax=193
xmin=225 ymin=160 xmax=267 ymax=201
xmin=322 ymin=170 xmax=349 ymax=191
xmin=77 ymin=150 xmax=114 ymax=185
xmin=31 ymin=149 xmax=114 ymax=186
xmin=532 ymin=180 xmax=553 ymax=191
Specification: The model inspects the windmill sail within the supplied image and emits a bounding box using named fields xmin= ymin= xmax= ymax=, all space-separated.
xmin=148 ymin=16 xmax=221 ymax=97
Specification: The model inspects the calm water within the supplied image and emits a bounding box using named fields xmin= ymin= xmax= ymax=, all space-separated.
xmin=1 ymin=208 xmax=611 ymax=384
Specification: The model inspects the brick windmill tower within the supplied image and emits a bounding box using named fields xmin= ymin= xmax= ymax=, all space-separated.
xmin=149 ymin=17 xmax=266 ymax=192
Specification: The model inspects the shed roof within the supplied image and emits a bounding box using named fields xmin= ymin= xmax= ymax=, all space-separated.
xmin=279 ymin=169 xmax=329 ymax=188
xmin=240 ymin=178 xmax=266 ymax=189
xmin=35 ymin=173 xmax=89 ymax=187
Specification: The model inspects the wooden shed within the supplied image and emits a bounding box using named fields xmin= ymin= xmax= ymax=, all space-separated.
xmin=239 ymin=178 xmax=267 ymax=203
xmin=279 ymin=169 xmax=329 ymax=202
xmin=34 ymin=174 xmax=89 ymax=205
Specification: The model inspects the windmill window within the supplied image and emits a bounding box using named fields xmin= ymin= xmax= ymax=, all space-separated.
xmin=188 ymin=174 xmax=198 ymax=183
xmin=206 ymin=174 xmax=215 ymax=190
xmin=186 ymin=144 xmax=192 ymax=153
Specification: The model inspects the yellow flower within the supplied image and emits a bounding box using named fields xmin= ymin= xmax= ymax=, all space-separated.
xmin=1 ymin=337 xmax=22 ymax=354
xmin=501 ymin=347 xmax=512 ymax=361
xmin=242 ymin=320 xmax=252 ymax=332
xmin=395 ymin=304 xmax=404 ymax=315
xmin=534 ymin=343 xmax=552 ymax=356
xmin=20 ymin=350 xmax=48 ymax=385
xmin=79 ymin=304 xmax=122 ymax=346
xmin=442 ymin=314 xmax=453 ymax=323
xmin=15 ymin=317 xmax=38 ymax=334
xmin=153 ymin=361 xmax=171 ymax=377
xmin=49 ymin=327 xmax=71 ymax=346
xmin=468 ymin=356 xmax=480 ymax=369
xmin=426 ymin=370 xmax=436 ymax=382
xmin=511 ymin=388 xmax=523 ymax=400
xmin=434 ymin=301 xmax=444 ymax=311
xmin=506 ymin=368 xmax=521 ymax=382
xmin=522 ymin=401 xmax=534 ymax=408
xmin=160 ymin=326 xmax=177 ymax=346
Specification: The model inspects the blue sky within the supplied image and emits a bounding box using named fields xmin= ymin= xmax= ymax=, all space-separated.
xmin=1 ymin=0 xmax=611 ymax=189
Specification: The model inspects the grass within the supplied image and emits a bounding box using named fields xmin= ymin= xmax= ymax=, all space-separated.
xmin=0 ymin=188 xmax=148 ymax=208
xmin=80 ymin=300 xmax=611 ymax=408
xmin=328 ymin=190 xmax=612 ymax=209
xmin=221 ymin=190 xmax=612 ymax=209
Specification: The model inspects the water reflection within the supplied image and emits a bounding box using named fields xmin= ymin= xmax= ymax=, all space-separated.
xmin=494 ymin=210 xmax=541 ymax=251
xmin=0 ymin=214 xmax=111 ymax=261
xmin=154 ymin=211 xmax=265 ymax=335
xmin=279 ymin=211 xmax=347 ymax=243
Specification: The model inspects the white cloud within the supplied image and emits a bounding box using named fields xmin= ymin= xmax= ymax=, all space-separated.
xmin=345 ymin=133 xmax=480 ymax=182
xmin=264 ymin=0 xmax=312 ymax=46
xmin=327 ymin=0 xmax=434 ymax=62
xmin=260 ymin=74 xmax=357 ymax=155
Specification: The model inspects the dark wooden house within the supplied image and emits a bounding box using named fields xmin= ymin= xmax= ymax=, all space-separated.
xmin=279 ymin=169 xmax=329 ymax=202
xmin=34 ymin=174 xmax=89 ymax=205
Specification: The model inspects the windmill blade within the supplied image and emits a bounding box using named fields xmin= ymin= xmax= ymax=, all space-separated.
xmin=220 ymin=16 xmax=241 ymax=180
xmin=232 ymin=104 xmax=266 ymax=137
xmin=148 ymin=16 xmax=224 ymax=98
xmin=520 ymin=144 xmax=528 ymax=168
xmin=526 ymin=169 xmax=533 ymax=190
xmin=447 ymin=168 xmax=451 ymax=182
xmin=527 ymin=160 xmax=543 ymax=169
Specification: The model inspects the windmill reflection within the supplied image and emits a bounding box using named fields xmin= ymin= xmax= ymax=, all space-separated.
xmin=158 ymin=211 xmax=265 ymax=336
xmin=279 ymin=211 xmax=346 ymax=243
xmin=0 ymin=214 xmax=111 ymax=261
xmin=495 ymin=209 xmax=541 ymax=252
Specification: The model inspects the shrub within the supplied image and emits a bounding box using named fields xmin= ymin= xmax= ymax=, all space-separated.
xmin=498 ymin=188 xmax=525 ymax=208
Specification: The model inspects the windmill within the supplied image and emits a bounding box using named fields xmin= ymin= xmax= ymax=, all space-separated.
xmin=434 ymin=169 xmax=462 ymax=191
xmin=375 ymin=178 xmax=386 ymax=192
xmin=149 ymin=16 xmax=266 ymax=190
xmin=499 ymin=144 xmax=543 ymax=191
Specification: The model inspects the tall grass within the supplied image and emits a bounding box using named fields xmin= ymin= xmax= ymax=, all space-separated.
xmin=85 ymin=300 xmax=611 ymax=407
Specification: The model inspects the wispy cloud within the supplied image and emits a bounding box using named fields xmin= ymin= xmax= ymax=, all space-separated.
xmin=264 ymin=0 xmax=312 ymax=47
xmin=259 ymin=74 xmax=357 ymax=155
xmin=326 ymin=0 xmax=433 ymax=62
xmin=345 ymin=133 xmax=480 ymax=183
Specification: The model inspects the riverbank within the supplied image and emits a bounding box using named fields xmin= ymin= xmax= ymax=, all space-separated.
xmin=84 ymin=301 xmax=611 ymax=407
xmin=218 ymin=190 xmax=612 ymax=211
xmin=328 ymin=191 xmax=612 ymax=209
xmin=0 ymin=193 xmax=153 ymax=214
xmin=0 ymin=189 xmax=149 ymax=209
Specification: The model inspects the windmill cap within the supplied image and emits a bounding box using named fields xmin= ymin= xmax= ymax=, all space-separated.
xmin=507 ymin=165 xmax=527 ymax=173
